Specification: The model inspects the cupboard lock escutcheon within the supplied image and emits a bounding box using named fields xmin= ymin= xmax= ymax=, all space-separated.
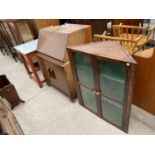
xmin=47 ymin=68 xmax=56 ymax=79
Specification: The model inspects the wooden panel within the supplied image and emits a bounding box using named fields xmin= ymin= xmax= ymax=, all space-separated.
xmin=37 ymin=29 xmax=68 ymax=62
xmin=0 ymin=99 xmax=24 ymax=135
xmin=34 ymin=19 xmax=60 ymax=30
xmin=112 ymin=19 xmax=143 ymax=26
xmin=37 ymin=24 xmax=92 ymax=62
xmin=133 ymin=48 xmax=155 ymax=115
xmin=37 ymin=54 xmax=77 ymax=101
xmin=70 ymin=19 xmax=111 ymax=34
xmin=44 ymin=59 xmax=70 ymax=96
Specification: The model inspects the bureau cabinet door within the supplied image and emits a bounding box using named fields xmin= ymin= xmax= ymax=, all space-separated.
xmin=44 ymin=60 xmax=70 ymax=96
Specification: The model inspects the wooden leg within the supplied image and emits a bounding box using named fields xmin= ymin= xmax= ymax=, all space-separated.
xmin=19 ymin=53 xmax=32 ymax=76
xmin=27 ymin=55 xmax=43 ymax=88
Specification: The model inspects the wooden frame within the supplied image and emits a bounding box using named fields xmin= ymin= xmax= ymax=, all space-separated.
xmin=94 ymin=31 xmax=141 ymax=55
xmin=112 ymin=24 xmax=155 ymax=48
xmin=67 ymin=41 xmax=136 ymax=132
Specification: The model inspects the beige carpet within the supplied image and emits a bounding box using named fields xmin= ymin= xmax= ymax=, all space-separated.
xmin=0 ymin=52 xmax=155 ymax=134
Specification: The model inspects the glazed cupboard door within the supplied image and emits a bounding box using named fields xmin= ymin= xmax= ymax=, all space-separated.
xmin=73 ymin=53 xmax=98 ymax=114
xmin=98 ymin=59 xmax=127 ymax=128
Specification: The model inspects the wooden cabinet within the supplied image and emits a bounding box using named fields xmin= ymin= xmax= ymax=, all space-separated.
xmin=37 ymin=24 xmax=92 ymax=102
xmin=67 ymin=41 xmax=136 ymax=132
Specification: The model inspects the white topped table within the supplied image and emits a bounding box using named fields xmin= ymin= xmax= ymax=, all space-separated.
xmin=14 ymin=39 xmax=38 ymax=55
xmin=14 ymin=39 xmax=45 ymax=88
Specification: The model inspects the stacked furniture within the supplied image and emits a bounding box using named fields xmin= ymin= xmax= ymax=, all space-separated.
xmin=0 ymin=75 xmax=24 ymax=109
xmin=0 ymin=20 xmax=18 ymax=61
xmin=67 ymin=41 xmax=136 ymax=132
xmin=37 ymin=24 xmax=92 ymax=102
xmin=5 ymin=19 xmax=34 ymax=44
xmin=0 ymin=99 xmax=23 ymax=135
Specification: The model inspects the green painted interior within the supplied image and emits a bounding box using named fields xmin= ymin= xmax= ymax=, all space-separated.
xmin=80 ymin=86 xmax=97 ymax=113
xmin=74 ymin=53 xmax=94 ymax=88
xmin=99 ymin=60 xmax=126 ymax=102
xmin=101 ymin=96 xmax=123 ymax=127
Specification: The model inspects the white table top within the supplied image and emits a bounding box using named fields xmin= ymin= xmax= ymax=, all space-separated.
xmin=14 ymin=39 xmax=38 ymax=55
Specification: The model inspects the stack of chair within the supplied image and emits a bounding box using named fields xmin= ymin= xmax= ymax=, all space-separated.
xmin=0 ymin=20 xmax=18 ymax=61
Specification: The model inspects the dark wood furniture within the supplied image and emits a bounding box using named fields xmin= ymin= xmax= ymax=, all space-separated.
xmin=37 ymin=24 xmax=92 ymax=102
xmin=70 ymin=19 xmax=111 ymax=35
xmin=28 ymin=19 xmax=60 ymax=38
xmin=0 ymin=99 xmax=24 ymax=135
xmin=67 ymin=41 xmax=136 ymax=132
xmin=0 ymin=75 xmax=24 ymax=109
xmin=0 ymin=20 xmax=18 ymax=61
xmin=14 ymin=39 xmax=45 ymax=88
xmin=133 ymin=47 xmax=155 ymax=115
xmin=112 ymin=19 xmax=143 ymax=26
xmin=5 ymin=19 xmax=34 ymax=45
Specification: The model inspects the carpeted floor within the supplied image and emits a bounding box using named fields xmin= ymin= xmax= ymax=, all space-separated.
xmin=0 ymin=52 xmax=155 ymax=134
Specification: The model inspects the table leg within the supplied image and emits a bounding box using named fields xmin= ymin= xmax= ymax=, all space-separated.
xmin=19 ymin=53 xmax=32 ymax=76
xmin=26 ymin=55 xmax=43 ymax=88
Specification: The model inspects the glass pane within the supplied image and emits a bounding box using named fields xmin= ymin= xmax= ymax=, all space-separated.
xmin=74 ymin=53 xmax=94 ymax=88
xmin=99 ymin=60 xmax=126 ymax=102
xmin=101 ymin=96 xmax=123 ymax=127
xmin=80 ymin=86 xmax=97 ymax=113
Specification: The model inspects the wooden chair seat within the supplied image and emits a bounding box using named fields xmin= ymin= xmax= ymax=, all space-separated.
xmin=134 ymin=47 xmax=154 ymax=58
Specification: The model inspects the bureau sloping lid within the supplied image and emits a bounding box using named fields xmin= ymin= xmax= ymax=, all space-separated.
xmin=68 ymin=41 xmax=137 ymax=64
xmin=37 ymin=24 xmax=90 ymax=62
xmin=37 ymin=26 xmax=68 ymax=62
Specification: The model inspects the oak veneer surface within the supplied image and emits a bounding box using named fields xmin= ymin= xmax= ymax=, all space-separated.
xmin=37 ymin=24 xmax=92 ymax=62
xmin=133 ymin=47 xmax=155 ymax=115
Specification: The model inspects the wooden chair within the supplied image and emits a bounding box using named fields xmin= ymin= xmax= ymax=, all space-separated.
xmin=94 ymin=31 xmax=141 ymax=54
xmin=112 ymin=24 xmax=155 ymax=48
xmin=133 ymin=46 xmax=155 ymax=115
